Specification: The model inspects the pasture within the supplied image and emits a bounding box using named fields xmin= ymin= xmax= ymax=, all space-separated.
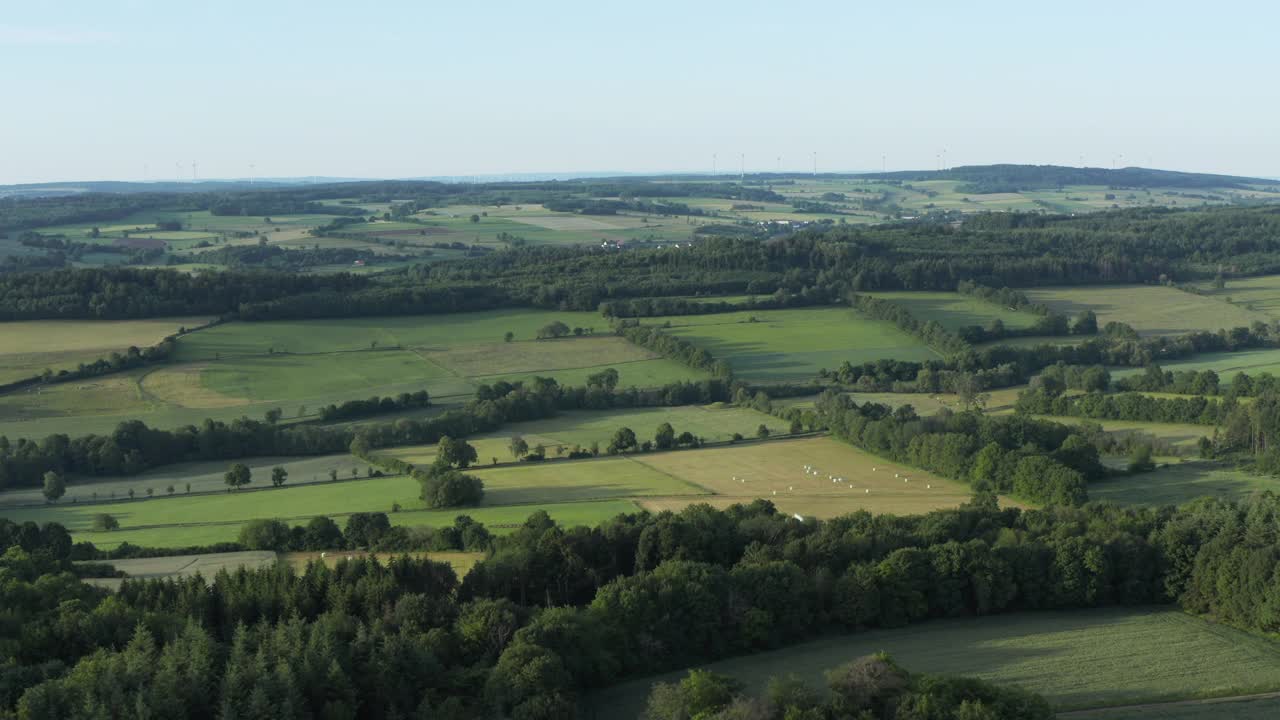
xmin=589 ymin=608 xmax=1280 ymax=716
xmin=653 ymin=307 xmax=940 ymax=381
xmin=0 ymin=316 xmax=209 ymax=384
xmin=1023 ymin=285 xmax=1266 ymax=336
xmin=631 ymin=436 xmax=985 ymax=518
xmin=1089 ymin=461 xmax=1280 ymax=506
xmin=862 ymin=291 xmax=1040 ymax=332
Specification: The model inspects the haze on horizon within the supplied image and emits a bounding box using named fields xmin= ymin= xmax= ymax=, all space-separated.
xmin=2 ymin=0 xmax=1276 ymax=185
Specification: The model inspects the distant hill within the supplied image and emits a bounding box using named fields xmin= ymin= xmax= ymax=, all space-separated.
xmin=0 ymin=179 xmax=362 ymax=200
xmin=857 ymin=164 xmax=1280 ymax=193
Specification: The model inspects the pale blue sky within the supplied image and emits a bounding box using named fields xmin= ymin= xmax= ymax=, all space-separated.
xmin=2 ymin=0 xmax=1276 ymax=183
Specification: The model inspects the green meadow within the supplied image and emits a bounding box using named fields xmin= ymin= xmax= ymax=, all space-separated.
xmin=652 ymin=307 xmax=940 ymax=381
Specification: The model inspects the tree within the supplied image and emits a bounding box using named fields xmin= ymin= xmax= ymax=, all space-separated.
xmin=329 ymin=468 xmax=339 ymax=482
xmin=1128 ymin=443 xmax=1156 ymax=473
xmin=419 ymin=468 xmax=485 ymax=508
xmin=41 ymin=471 xmax=65 ymax=503
xmin=437 ymin=436 xmax=479 ymax=469
xmin=536 ymin=321 xmax=571 ymax=340
xmin=238 ymin=518 xmax=291 ymax=550
xmin=224 ymin=463 xmax=251 ymax=490
xmin=756 ymin=424 xmax=771 ymax=439
xmin=470 ymin=214 xmax=480 ymax=223
xmin=608 ymin=427 xmax=637 ymax=454
xmin=92 ymin=513 xmax=119 ymax=531
xmin=504 ymin=331 xmax=514 ymax=343
xmin=654 ymin=422 xmax=676 ymax=450
xmin=509 ymin=435 xmax=529 ymax=459
xmin=345 ymin=512 xmax=391 ymax=548
xmin=587 ymin=367 xmax=620 ymax=390
xmin=271 ymin=466 xmax=288 ymax=487
xmin=264 ymin=407 xmax=282 ymax=424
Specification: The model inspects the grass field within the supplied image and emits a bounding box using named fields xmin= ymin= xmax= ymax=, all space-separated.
xmin=382 ymin=404 xmax=780 ymax=466
xmin=1110 ymin=348 xmax=1280 ymax=382
xmin=1067 ymin=696 xmax=1280 ymax=719
xmin=0 ymin=452 xmax=366 ymax=508
xmin=0 ymin=316 xmax=210 ymax=384
xmin=1191 ymin=274 xmax=1280 ymax=318
xmin=589 ymin=608 xmax=1280 ymax=715
xmin=1023 ymin=285 xmax=1267 ymax=336
xmin=631 ymin=436 xmax=990 ymax=518
xmin=863 ymin=291 xmax=1041 ymax=332
xmin=652 ymin=307 xmax=940 ymax=382
xmin=1089 ymin=461 xmax=1280 ymax=506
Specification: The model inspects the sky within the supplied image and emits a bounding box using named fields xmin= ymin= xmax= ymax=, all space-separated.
xmin=1 ymin=0 xmax=1277 ymax=184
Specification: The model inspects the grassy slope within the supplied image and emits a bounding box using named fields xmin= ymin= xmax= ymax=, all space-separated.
xmin=863 ymin=291 xmax=1040 ymax=332
xmin=1024 ymin=285 xmax=1266 ymax=336
xmin=589 ymin=608 xmax=1280 ymax=716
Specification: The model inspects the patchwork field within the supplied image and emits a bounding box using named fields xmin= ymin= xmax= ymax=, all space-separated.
xmin=589 ymin=608 xmax=1280 ymax=716
xmin=863 ymin=291 xmax=1041 ymax=332
xmin=653 ymin=307 xmax=940 ymax=381
xmin=1089 ymin=461 xmax=1280 ymax=506
xmin=79 ymin=550 xmax=278 ymax=590
xmin=1023 ymin=285 xmax=1266 ymax=336
xmin=0 ymin=310 xmax=709 ymax=439
xmin=0 ymin=316 xmax=210 ymax=384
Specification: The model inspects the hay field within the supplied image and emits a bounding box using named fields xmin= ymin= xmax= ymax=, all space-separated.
xmin=0 ymin=316 xmax=210 ymax=384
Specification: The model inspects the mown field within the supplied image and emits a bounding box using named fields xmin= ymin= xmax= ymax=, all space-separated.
xmin=1023 ymin=285 xmax=1266 ymax=336
xmin=652 ymin=307 xmax=939 ymax=381
xmin=862 ymin=291 xmax=1041 ymax=332
xmin=589 ymin=608 xmax=1280 ymax=716
xmin=0 ymin=316 xmax=210 ymax=385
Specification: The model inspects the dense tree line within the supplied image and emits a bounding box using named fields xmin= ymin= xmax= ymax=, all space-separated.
xmin=850 ymin=293 xmax=971 ymax=355
xmin=1107 ymin=364 xmax=1280 ymax=398
xmin=599 ymin=286 xmax=835 ymax=318
xmin=184 ymin=244 xmax=415 ymax=269
xmin=317 ymin=390 xmax=431 ymax=422
xmin=10 ymin=488 xmax=1280 ymax=717
xmin=1016 ymin=388 xmax=1227 ymax=426
xmin=864 ymin=164 xmax=1277 ymax=193
xmin=616 ymin=322 xmax=732 ymax=377
xmin=818 ymin=392 xmax=1099 ymax=505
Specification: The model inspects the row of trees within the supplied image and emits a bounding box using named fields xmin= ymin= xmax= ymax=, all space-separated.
xmin=317 ymin=390 xmax=431 ymax=422
xmin=1016 ymin=388 xmax=1229 ymax=426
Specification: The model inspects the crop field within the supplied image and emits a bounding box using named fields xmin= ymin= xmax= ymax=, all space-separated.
xmin=653 ymin=307 xmax=940 ymax=381
xmin=79 ymin=550 xmax=278 ymax=590
xmin=1023 ymin=285 xmax=1266 ymax=336
xmin=863 ymin=291 xmax=1040 ymax=332
xmin=1089 ymin=461 xmax=1280 ymax=506
xmin=845 ymin=387 xmax=1026 ymax=415
xmin=0 ymin=452 xmax=366 ymax=508
xmin=631 ymin=436 xmax=986 ymax=518
xmin=0 ymin=316 xmax=210 ymax=384
xmin=589 ymin=608 xmax=1280 ymax=716
xmin=1110 ymin=347 xmax=1280 ymax=382
xmin=381 ymin=404 xmax=780 ymax=465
